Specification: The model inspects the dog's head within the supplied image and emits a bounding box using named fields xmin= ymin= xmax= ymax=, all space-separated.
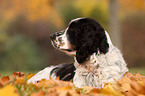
xmin=50 ymin=18 xmax=109 ymax=64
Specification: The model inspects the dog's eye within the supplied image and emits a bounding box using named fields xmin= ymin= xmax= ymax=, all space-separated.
xmin=56 ymin=31 xmax=64 ymax=36
xmin=58 ymin=37 xmax=62 ymax=42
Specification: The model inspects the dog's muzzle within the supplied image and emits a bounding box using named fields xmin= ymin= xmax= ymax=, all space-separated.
xmin=50 ymin=34 xmax=56 ymax=40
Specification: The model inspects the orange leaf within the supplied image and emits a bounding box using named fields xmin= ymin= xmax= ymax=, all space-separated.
xmin=90 ymin=88 xmax=101 ymax=93
xmin=12 ymin=72 xmax=25 ymax=78
xmin=26 ymin=73 xmax=35 ymax=80
xmin=55 ymin=76 xmax=60 ymax=80
xmin=0 ymin=76 xmax=10 ymax=87
xmin=31 ymin=91 xmax=45 ymax=96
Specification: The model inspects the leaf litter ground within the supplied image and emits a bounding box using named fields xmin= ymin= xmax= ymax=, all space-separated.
xmin=0 ymin=72 xmax=145 ymax=96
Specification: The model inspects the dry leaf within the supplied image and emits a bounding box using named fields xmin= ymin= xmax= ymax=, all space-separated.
xmin=12 ymin=72 xmax=25 ymax=78
xmin=0 ymin=84 xmax=19 ymax=96
xmin=31 ymin=91 xmax=45 ymax=96
xmin=0 ymin=72 xmax=145 ymax=96
xmin=26 ymin=73 xmax=35 ymax=80
xmin=12 ymin=72 xmax=26 ymax=85
xmin=0 ymin=76 xmax=10 ymax=87
xmin=102 ymin=83 xmax=124 ymax=96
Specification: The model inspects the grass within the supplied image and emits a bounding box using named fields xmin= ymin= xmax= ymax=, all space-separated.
xmin=129 ymin=67 xmax=145 ymax=75
xmin=0 ymin=67 xmax=145 ymax=76
xmin=0 ymin=70 xmax=38 ymax=77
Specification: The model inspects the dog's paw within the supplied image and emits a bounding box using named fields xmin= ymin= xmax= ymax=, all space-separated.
xmin=27 ymin=66 xmax=55 ymax=84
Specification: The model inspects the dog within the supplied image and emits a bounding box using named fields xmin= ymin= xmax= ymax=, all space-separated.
xmin=27 ymin=18 xmax=128 ymax=88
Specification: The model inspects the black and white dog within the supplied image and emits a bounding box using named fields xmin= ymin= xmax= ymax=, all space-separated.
xmin=27 ymin=18 xmax=128 ymax=88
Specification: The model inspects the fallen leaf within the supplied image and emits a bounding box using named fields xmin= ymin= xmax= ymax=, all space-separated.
xmin=26 ymin=73 xmax=35 ymax=80
xmin=0 ymin=84 xmax=19 ymax=96
xmin=12 ymin=72 xmax=25 ymax=78
xmin=102 ymin=83 xmax=124 ymax=96
xmin=31 ymin=91 xmax=45 ymax=96
xmin=0 ymin=76 xmax=10 ymax=87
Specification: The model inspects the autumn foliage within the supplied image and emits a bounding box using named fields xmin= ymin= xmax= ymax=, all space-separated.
xmin=0 ymin=72 xmax=145 ymax=96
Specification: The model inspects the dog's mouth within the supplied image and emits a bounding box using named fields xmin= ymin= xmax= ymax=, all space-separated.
xmin=60 ymin=49 xmax=76 ymax=52
xmin=60 ymin=49 xmax=76 ymax=56
xmin=51 ymin=40 xmax=75 ymax=51
xmin=51 ymin=40 xmax=76 ymax=56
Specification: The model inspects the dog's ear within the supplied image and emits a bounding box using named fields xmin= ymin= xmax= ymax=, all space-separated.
xmin=75 ymin=22 xmax=109 ymax=64
xmin=98 ymin=33 xmax=109 ymax=54
xmin=76 ymin=46 xmax=92 ymax=64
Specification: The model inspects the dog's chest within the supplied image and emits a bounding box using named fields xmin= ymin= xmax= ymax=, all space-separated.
xmin=73 ymin=49 xmax=128 ymax=88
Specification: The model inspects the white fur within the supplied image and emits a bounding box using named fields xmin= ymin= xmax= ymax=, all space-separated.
xmin=73 ymin=31 xmax=128 ymax=88
xmin=53 ymin=28 xmax=71 ymax=50
xmin=27 ymin=66 xmax=56 ymax=84
xmin=70 ymin=18 xmax=82 ymax=24
xmin=59 ymin=28 xmax=70 ymax=49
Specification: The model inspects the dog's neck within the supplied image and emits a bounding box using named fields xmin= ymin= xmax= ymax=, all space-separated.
xmin=73 ymin=44 xmax=115 ymax=73
xmin=73 ymin=39 xmax=128 ymax=88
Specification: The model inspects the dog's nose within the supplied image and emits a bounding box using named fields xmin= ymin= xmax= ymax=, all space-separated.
xmin=50 ymin=34 xmax=56 ymax=40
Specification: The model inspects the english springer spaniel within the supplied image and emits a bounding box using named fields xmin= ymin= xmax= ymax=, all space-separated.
xmin=27 ymin=18 xmax=128 ymax=88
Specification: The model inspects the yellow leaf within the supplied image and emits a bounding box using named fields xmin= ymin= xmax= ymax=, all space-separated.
xmin=102 ymin=83 xmax=124 ymax=96
xmin=0 ymin=84 xmax=19 ymax=96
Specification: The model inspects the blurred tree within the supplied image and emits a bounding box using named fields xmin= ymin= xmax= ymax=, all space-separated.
xmin=109 ymin=0 xmax=121 ymax=49
xmin=119 ymin=0 xmax=145 ymax=14
xmin=0 ymin=35 xmax=46 ymax=71
xmin=56 ymin=0 xmax=109 ymax=29
xmin=122 ymin=13 xmax=145 ymax=67
xmin=0 ymin=0 xmax=64 ymax=28
xmin=118 ymin=0 xmax=145 ymax=67
xmin=109 ymin=0 xmax=145 ymax=50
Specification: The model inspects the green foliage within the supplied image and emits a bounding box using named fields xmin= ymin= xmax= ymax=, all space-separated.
xmin=57 ymin=0 xmax=109 ymax=29
xmin=0 ymin=35 xmax=46 ymax=71
xmin=56 ymin=0 xmax=82 ymax=26
xmin=129 ymin=67 xmax=145 ymax=76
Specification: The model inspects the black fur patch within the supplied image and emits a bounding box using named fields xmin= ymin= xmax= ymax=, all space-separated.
xmin=50 ymin=63 xmax=76 ymax=81
xmin=66 ymin=18 xmax=109 ymax=63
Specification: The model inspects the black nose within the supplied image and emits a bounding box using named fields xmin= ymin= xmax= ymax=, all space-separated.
xmin=50 ymin=34 xmax=56 ymax=40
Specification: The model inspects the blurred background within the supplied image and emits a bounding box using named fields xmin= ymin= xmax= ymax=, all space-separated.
xmin=0 ymin=0 xmax=145 ymax=75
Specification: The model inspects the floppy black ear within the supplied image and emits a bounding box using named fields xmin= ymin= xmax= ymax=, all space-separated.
xmin=99 ymin=33 xmax=109 ymax=54
xmin=75 ymin=23 xmax=97 ymax=64
xmin=75 ymin=20 xmax=109 ymax=64
xmin=76 ymin=46 xmax=93 ymax=64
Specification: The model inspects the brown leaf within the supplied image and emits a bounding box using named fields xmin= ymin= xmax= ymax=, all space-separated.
xmin=47 ymin=87 xmax=58 ymax=96
xmin=130 ymin=80 xmax=145 ymax=95
xmin=12 ymin=72 xmax=25 ymax=78
xmin=55 ymin=80 xmax=74 ymax=87
xmin=57 ymin=86 xmax=79 ymax=96
xmin=0 ymin=76 xmax=10 ymax=87
xmin=55 ymin=76 xmax=60 ymax=80
xmin=12 ymin=72 xmax=26 ymax=85
xmin=90 ymin=88 xmax=101 ymax=93
xmin=31 ymin=91 xmax=45 ymax=96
